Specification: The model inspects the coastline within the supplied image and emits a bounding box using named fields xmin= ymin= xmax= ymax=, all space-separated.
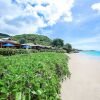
xmin=79 ymin=52 xmax=100 ymax=60
xmin=61 ymin=53 xmax=100 ymax=100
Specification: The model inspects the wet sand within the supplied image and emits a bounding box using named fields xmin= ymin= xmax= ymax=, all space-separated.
xmin=61 ymin=53 xmax=100 ymax=100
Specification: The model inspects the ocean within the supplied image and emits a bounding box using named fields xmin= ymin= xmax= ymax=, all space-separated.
xmin=80 ymin=51 xmax=100 ymax=57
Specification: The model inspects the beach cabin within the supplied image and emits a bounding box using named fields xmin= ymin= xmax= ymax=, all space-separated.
xmin=1 ymin=37 xmax=20 ymax=48
xmin=21 ymin=44 xmax=31 ymax=49
xmin=21 ymin=43 xmax=34 ymax=49
xmin=31 ymin=44 xmax=51 ymax=50
xmin=21 ymin=43 xmax=44 ymax=50
xmin=2 ymin=41 xmax=20 ymax=48
xmin=21 ymin=43 xmax=51 ymax=50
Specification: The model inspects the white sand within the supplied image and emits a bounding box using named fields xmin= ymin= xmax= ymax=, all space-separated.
xmin=61 ymin=53 xmax=100 ymax=100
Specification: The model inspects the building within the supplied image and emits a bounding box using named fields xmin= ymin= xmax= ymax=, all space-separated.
xmin=21 ymin=43 xmax=51 ymax=50
xmin=0 ymin=37 xmax=52 ymax=49
xmin=0 ymin=37 xmax=20 ymax=48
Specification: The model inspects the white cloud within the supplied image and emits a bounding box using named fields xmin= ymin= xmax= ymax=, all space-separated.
xmin=71 ymin=34 xmax=100 ymax=50
xmin=0 ymin=0 xmax=74 ymax=35
xmin=72 ymin=34 xmax=100 ymax=45
xmin=91 ymin=3 xmax=100 ymax=13
xmin=73 ymin=44 xmax=100 ymax=50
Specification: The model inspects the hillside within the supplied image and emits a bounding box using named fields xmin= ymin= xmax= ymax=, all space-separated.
xmin=13 ymin=34 xmax=52 ymax=46
xmin=0 ymin=33 xmax=10 ymax=38
xmin=0 ymin=33 xmax=52 ymax=46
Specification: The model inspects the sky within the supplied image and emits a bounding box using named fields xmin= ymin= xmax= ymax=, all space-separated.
xmin=0 ymin=0 xmax=100 ymax=50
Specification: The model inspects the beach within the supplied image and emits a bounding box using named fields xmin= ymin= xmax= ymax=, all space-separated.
xmin=61 ymin=53 xmax=100 ymax=100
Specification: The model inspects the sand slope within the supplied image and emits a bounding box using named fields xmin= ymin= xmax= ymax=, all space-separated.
xmin=61 ymin=54 xmax=100 ymax=100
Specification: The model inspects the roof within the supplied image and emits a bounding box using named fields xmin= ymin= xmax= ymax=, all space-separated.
xmin=34 ymin=44 xmax=46 ymax=47
xmin=0 ymin=37 xmax=19 ymax=44
xmin=5 ymin=40 xmax=18 ymax=44
xmin=21 ymin=43 xmax=52 ymax=48
xmin=21 ymin=43 xmax=35 ymax=46
xmin=1 ymin=37 xmax=10 ymax=40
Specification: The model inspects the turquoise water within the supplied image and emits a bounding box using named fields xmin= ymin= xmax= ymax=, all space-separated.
xmin=80 ymin=51 xmax=100 ymax=57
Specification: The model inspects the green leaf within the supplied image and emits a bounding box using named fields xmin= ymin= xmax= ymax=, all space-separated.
xmin=37 ymin=89 xmax=43 ymax=95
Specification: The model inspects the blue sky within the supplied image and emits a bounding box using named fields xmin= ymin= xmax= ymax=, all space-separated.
xmin=0 ymin=0 xmax=100 ymax=50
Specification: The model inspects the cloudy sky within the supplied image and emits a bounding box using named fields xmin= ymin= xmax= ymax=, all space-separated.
xmin=0 ymin=0 xmax=100 ymax=50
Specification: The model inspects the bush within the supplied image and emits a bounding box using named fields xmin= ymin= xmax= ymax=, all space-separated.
xmin=0 ymin=52 xmax=70 ymax=100
xmin=0 ymin=48 xmax=30 ymax=56
xmin=63 ymin=43 xmax=72 ymax=53
xmin=0 ymin=48 xmax=66 ymax=56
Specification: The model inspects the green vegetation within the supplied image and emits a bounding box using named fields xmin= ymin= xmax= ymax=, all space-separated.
xmin=0 ymin=52 xmax=70 ymax=100
xmin=0 ymin=33 xmax=73 ymax=100
xmin=0 ymin=33 xmax=10 ymax=38
xmin=19 ymin=38 xmax=26 ymax=44
xmin=52 ymin=39 xmax=64 ymax=48
xmin=0 ymin=48 xmax=66 ymax=56
xmin=63 ymin=43 xmax=72 ymax=53
xmin=13 ymin=34 xmax=52 ymax=46
xmin=0 ymin=48 xmax=30 ymax=56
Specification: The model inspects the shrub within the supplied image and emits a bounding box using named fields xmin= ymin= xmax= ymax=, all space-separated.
xmin=0 ymin=48 xmax=66 ymax=56
xmin=63 ymin=43 xmax=72 ymax=53
xmin=0 ymin=52 xmax=70 ymax=100
xmin=0 ymin=48 xmax=29 ymax=56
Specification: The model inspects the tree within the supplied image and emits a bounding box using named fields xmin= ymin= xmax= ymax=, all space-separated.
xmin=19 ymin=38 xmax=26 ymax=44
xmin=14 ymin=34 xmax=52 ymax=46
xmin=52 ymin=39 xmax=64 ymax=47
xmin=63 ymin=43 xmax=72 ymax=53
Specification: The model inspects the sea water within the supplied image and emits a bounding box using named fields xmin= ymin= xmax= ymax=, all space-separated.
xmin=80 ymin=51 xmax=100 ymax=57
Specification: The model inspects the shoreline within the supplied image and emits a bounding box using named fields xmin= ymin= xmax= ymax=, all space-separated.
xmin=61 ymin=53 xmax=100 ymax=100
xmin=70 ymin=53 xmax=100 ymax=61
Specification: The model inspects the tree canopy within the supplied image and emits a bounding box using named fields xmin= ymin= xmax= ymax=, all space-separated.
xmin=0 ymin=33 xmax=10 ymax=38
xmin=63 ymin=43 xmax=72 ymax=53
xmin=19 ymin=38 xmax=26 ymax=44
xmin=13 ymin=34 xmax=52 ymax=46
xmin=52 ymin=39 xmax=64 ymax=47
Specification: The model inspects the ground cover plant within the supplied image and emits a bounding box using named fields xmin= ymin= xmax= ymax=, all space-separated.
xmin=0 ymin=48 xmax=66 ymax=56
xmin=0 ymin=52 xmax=70 ymax=100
